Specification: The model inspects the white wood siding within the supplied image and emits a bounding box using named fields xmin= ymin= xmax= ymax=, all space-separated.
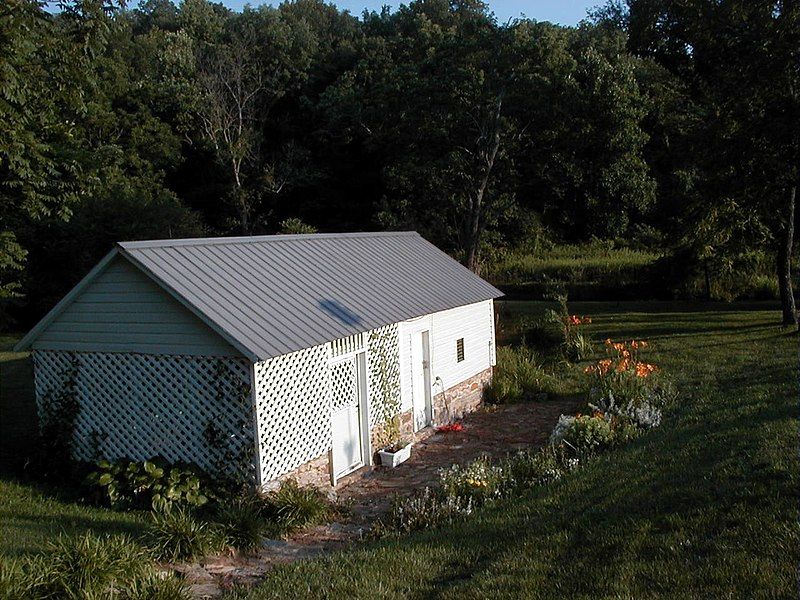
xmin=430 ymin=300 xmax=494 ymax=393
xmin=33 ymin=256 xmax=239 ymax=356
xmin=398 ymin=300 xmax=494 ymax=411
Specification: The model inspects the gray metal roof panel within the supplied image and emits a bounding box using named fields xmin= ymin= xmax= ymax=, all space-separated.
xmin=118 ymin=231 xmax=503 ymax=361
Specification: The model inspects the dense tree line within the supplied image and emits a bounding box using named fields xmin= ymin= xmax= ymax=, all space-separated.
xmin=0 ymin=0 xmax=797 ymax=326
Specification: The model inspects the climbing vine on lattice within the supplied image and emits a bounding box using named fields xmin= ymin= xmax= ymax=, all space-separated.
xmin=368 ymin=325 xmax=401 ymax=445
xmin=204 ymin=359 xmax=256 ymax=485
xmin=36 ymin=352 xmax=80 ymax=469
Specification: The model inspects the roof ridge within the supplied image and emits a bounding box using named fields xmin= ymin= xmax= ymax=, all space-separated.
xmin=118 ymin=231 xmax=419 ymax=250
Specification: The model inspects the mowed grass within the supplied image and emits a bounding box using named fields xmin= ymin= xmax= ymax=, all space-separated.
xmin=237 ymin=301 xmax=798 ymax=599
xmin=0 ymin=335 xmax=150 ymax=557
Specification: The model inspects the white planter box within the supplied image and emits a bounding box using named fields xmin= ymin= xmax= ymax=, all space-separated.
xmin=378 ymin=443 xmax=412 ymax=468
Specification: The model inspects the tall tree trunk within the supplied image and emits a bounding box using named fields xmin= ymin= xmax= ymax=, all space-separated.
xmin=463 ymin=97 xmax=503 ymax=275
xmin=777 ymin=184 xmax=797 ymax=328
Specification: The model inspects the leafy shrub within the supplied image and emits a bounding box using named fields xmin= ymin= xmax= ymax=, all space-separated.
xmin=215 ymin=495 xmax=270 ymax=553
xmin=86 ymin=459 xmax=210 ymax=512
xmin=551 ymin=413 xmax=614 ymax=456
xmin=591 ymin=392 xmax=662 ymax=430
xmin=148 ymin=508 xmax=224 ymax=562
xmin=278 ymin=217 xmax=317 ymax=235
xmin=484 ymin=346 xmax=564 ymax=404
xmin=377 ymin=487 xmax=473 ymax=536
xmin=438 ymin=457 xmax=504 ymax=505
xmin=264 ymin=480 xmax=330 ymax=533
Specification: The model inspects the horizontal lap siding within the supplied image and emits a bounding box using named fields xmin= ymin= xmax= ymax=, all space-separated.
xmin=33 ymin=257 xmax=238 ymax=357
xmin=431 ymin=300 xmax=494 ymax=392
xmin=398 ymin=301 xmax=494 ymax=410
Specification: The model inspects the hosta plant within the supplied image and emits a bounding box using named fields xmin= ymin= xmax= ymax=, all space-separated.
xmin=86 ymin=459 xmax=210 ymax=512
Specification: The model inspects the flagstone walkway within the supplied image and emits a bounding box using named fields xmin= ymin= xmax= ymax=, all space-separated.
xmin=182 ymin=397 xmax=580 ymax=598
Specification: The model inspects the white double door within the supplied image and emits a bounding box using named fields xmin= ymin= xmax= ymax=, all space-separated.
xmin=330 ymin=352 xmax=367 ymax=479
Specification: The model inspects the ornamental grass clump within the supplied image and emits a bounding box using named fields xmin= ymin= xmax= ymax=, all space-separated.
xmin=215 ymin=494 xmax=271 ymax=553
xmin=148 ymin=507 xmax=224 ymax=562
xmin=0 ymin=533 xmax=190 ymax=600
xmin=544 ymin=294 xmax=594 ymax=361
xmin=263 ymin=479 xmax=330 ymax=534
xmin=484 ymin=346 xmax=564 ymax=404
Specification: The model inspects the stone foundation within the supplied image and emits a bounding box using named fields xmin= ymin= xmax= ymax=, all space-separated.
xmin=271 ymin=451 xmax=331 ymax=490
xmin=266 ymin=367 xmax=493 ymax=490
xmin=433 ymin=367 xmax=492 ymax=425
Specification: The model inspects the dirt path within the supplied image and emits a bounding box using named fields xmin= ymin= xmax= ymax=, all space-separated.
xmin=180 ymin=398 xmax=580 ymax=598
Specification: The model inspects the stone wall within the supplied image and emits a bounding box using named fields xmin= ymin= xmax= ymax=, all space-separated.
xmin=433 ymin=367 xmax=492 ymax=425
xmin=267 ymin=367 xmax=493 ymax=490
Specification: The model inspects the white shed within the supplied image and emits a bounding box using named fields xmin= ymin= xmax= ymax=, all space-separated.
xmin=16 ymin=232 xmax=502 ymax=488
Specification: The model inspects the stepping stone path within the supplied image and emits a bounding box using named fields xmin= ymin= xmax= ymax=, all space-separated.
xmin=179 ymin=398 xmax=580 ymax=598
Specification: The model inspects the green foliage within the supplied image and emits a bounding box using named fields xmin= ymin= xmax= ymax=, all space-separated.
xmin=543 ymin=294 xmax=593 ymax=361
xmin=0 ymin=533 xmax=190 ymax=599
xmin=121 ymin=571 xmax=192 ymax=600
xmin=485 ymin=242 xmax=660 ymax=298
xmin=37 ymin=356 xmax=80 ymax=474
xmin=278 ymin=218 xmax=317 ymax=234
xmin=0 ymin=558 xmax=29 ymax=600
xmin=438 ymin=457 xmax=504 ymax=505
xmin=147 ymin=507 xmax=224 ymax=563
xmin=378 ymin=445 xmax=580 ymax=537
xmin=215 ymin=495 xmax=270 ymax=553
xmin=483 ymin=346 xmax=564 ymax=404
xmin=552 ymin=414 xmax=615 ymax=456
xmin=203 ymin=360 xmax=256 ymax=486
xmin=263 ymin=480 xmax=330 ymax=534
xmin=369 ymin=328 xmax=403 ymax=449
xmin=18 ymin=533 xmax=148 ymax=599
xmin=499 ymin=446 xmax=576 ymax=490
xmin=375 ymin=486 xmax=474 ymax=537
xmin=86 ymin=459 xmax=210 ymax=512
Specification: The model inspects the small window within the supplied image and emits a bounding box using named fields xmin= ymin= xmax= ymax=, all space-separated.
xmin=456 ymin=338 xmax=465 ymax=362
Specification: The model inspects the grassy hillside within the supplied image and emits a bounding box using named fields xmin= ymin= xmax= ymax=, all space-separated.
xmin=237 ymin=302 xmax=798 ymax=598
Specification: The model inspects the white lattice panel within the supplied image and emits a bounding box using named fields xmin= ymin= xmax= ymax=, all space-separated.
xmin=32 ymin=350 xmax=254 ymax=478
xmin=254 ymin=343 xmax=330 ymax=482
xmin=330 ymin=358 xmax=358 ymax=412
xmin=367 ymin=324 xmax=401 ymax=426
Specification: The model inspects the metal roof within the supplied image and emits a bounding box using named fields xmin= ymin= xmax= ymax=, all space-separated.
xmin=109 ymin=231 xmax=502 ymax=361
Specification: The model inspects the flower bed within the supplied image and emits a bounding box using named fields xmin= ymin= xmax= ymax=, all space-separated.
xmin=377 ymin=333 xmax=676 ymax=538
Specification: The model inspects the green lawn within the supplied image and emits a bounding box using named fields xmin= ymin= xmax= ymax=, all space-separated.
xmin=236 ymin=301 xmax=798 ymax=598
xmin=1 ymin=303 xmax=797 ymax=596
xmin=0 ymin=336 xmax=150 ymax=557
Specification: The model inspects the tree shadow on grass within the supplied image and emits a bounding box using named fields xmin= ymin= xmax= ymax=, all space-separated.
xmin=0 ymin=475 xmax=150 ymax=557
